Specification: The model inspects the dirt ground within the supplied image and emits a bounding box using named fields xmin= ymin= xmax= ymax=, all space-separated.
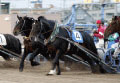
xmin=0 ymin=59 xmax=120 ymax=83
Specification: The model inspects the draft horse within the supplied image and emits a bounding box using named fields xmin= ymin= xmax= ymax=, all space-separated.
xmin=29 ymin=16 xmax=107 ymax=75
xmin=13 ymin=15 xmax=50 ymax=72
xmin=0 ymin=34 xmax=21 ymax=60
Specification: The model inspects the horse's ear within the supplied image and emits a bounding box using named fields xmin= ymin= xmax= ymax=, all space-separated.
xmin=17 ymin=15 xmax=19 ymax=19
xmin=31 ymin=18 xmax=34 ymax=21
xmin=17 ymin=15 xmax=22 ymax=20
xmin=38 ymin=16 xmax=45 ymax=21
xmin=114 ymin=16 xmax=118 ymax=20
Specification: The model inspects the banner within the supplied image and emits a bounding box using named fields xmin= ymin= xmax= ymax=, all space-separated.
xmin=84 ymin=0 xmax=92 ymax=3
xmin=113 ymin=0 xmax=120 ymax=2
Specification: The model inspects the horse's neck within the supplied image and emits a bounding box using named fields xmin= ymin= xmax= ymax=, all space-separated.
xmin=43 ymin=23 xmax=55 ymax=39
xmin=44 ymin=27 xmax=53 ymax=39
xmin=24 ymin=21 xmax=33 ymax=37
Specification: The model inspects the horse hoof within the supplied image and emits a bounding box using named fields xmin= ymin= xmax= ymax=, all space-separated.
xmin=57 ymin=72 xmax=61 ymax=75
xmin=31 ymin=61 xmax=40 ymax=66
xmin=19 ymin=68 xmax=23 ymax=72
xmin=46 ymin=73 xmax=54 ymax=76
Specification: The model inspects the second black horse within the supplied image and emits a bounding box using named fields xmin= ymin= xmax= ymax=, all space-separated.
xmin=29 ymin=16 xmax=107 ymax=75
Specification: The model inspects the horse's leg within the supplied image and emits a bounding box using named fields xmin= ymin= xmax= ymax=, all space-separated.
xmin=47 ymin=50 xmax=63 ymax=75
xmin=56 ymin=59 xmax=61 ymax=75
xmin=64 ymin=51 xmax=73 ymax=70
xmin=85 ymin=56 xmax=100 ymax=73
xmin=0 ymin=52 xmax=11 ymax=61
xmin=19 ymin=47 xmax=28 ymax=72
xmin=77 ymin=51 xmax=100 ymax=73
xmin=29 ymin=48 xmax=40 ymax=66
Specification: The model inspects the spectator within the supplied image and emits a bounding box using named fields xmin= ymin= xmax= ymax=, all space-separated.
xmin=108 ymin=32 xmax=120 ymax=58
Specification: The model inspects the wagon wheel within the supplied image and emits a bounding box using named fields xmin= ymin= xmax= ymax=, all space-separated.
xmin=104 ymin=48 xmax=115 ymax=66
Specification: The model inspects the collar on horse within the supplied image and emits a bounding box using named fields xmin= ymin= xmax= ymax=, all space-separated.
xmin=44 ymin=21 xmax=58 ymax=44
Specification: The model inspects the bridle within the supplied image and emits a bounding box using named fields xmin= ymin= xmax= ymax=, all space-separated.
xmin=29 ymin=20 xmax=53 ymax=44
xmin=17 ymin=18 xmax=32 ymax=35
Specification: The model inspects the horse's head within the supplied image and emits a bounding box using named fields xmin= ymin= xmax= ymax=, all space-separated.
xmin=29 ymin=20 xmax=41 ymax=39
xmin=29 ymin=16 xmax=52 ymax=40
xmin=104 ymin=16 xmax=120 ymax=39
xmin=13 ymin=15 xmax=34 ymax=36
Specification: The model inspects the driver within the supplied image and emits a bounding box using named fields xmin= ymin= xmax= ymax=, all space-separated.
xmin=93 ymin=20 xmax=106 ymax=48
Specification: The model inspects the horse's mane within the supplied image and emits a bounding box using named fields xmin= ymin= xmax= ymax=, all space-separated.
xmin=19 ymin=16 xmax=34 ymax=36
xmin=38 ymin=16 xmax=46 ymax=21
xmin=37 ymin=16 xmax=55 ymax=30
xmin=23 ymin=16 xmax=34 ymax=21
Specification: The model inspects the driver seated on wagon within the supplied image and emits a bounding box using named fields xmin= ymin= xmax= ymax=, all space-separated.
xmin=93 ymin=20 xmax=106 ymax=48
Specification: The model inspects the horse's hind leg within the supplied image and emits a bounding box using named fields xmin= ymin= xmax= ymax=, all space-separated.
xmin=56 ymin=59 xmax=61 ymax=75
xmin=78 ymin=51 xmax=100 ymax=73
xmin=2 ymin=55 xmax=11 ymax=61
xmin=29 ymin=48 xmax=40 ymax=66
xmin=47 ymin=50 xmax=63 ymax=75
xmin=87 ymin=58 xmax=101 ymax=73
xmin=0 ymin=52 xmax=11 ymax=61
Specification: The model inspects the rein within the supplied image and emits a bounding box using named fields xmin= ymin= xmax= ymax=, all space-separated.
xmin=21 ymin=20 xmax=26 ymax=31
xmin=18 ymin=29 xmax=31 ymax=35
xmin=18 ymin=18 xmax=33 ymax=35
xmin=41 ymin=30 xmax=53 ymax=35
xmin=44 ymin=22 xmax=58 ymax=44
xmin=38 ymin=20 xmax=53 ymax=35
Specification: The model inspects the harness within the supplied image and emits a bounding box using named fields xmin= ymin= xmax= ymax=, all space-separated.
xmin=64 ymin=27 xmax=84 ymax=43
xmin=47 ymin=22 xmax=84 ymax=44
xmin=18 ymin=19 xmax=32 ymax=35
xmin=46 ymin=22 xmax=59 ymax=43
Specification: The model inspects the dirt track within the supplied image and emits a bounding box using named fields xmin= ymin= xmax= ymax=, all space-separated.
xmin=0 ymin=60 xmax=120 ymax=83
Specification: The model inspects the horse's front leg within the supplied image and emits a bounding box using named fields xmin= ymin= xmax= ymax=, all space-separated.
xmin=29 ymin=48 xmax=40 ymax=66
xmin=47 ymin=50 xmax=63 ymax=75
xmin=19 ymin=48 xmax=28 ymax=72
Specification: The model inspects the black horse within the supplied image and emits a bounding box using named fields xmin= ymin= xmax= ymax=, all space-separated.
xmin=0 ymin=34 xmax=21 ymax=60
xmin=13 ymin=15 xmax=52 ymax=72
xmin=29 ymin=16 xmax=107 ymax=75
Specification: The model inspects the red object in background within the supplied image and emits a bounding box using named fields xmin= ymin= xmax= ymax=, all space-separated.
xmin=96 ymin=20 xmax=101 ymax=24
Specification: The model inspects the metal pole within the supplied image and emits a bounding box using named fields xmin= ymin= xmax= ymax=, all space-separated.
xmin=115 ymin=3 xmax=118 ymax=16
xmin=63 ymin=0 xmax=65 ymax=18
xmin=0 ymin=0 xmax=1 ymax=14
xmin=101 ymin=4 xmax=105 ymax=22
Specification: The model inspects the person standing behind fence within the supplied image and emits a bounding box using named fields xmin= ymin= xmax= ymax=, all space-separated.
xmin=93 ymin=20 xmax=106 ymax=48
xmin=108 ymin=32 xmax=120 ymax=58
